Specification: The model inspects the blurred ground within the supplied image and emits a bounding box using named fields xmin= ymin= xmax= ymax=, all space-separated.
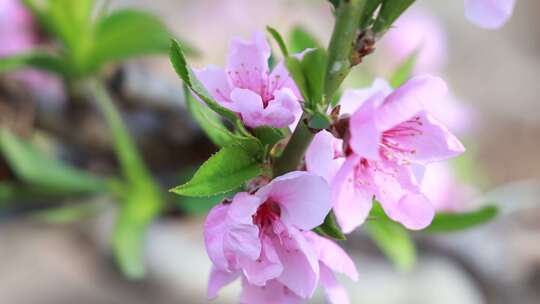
xmin=1 ymin=0 xmax=540 ymax=303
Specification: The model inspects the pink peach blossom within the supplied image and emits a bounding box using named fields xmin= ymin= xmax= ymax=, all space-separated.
xmin=465 ymin=0 xmax=516 ymax=29
xmin=205 ymin=171 xmax=357 ymax=302
xmin=195 ymin=31 xmax=301 ymax=128
xmin=306 ymin=76 xmax=465 ymax=233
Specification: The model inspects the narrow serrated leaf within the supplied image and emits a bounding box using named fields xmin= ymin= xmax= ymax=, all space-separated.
xmin=424 ymin=205 xmax=498 ymax=233
xmin=0 ymin=52 xmax=67 ymax=76
xmin=314 ymin=211 xmax=346 ymax=240
xmin=171 ymin=147 xmax=261 ymax=197
xmin=372 ymin=0 xmax=416 ymax=34
xmin=289 ymin=26 xmax=321 ymax=53
xmin=366 ymin=202 xmax=417 ymax=271
xmin=266 ymin=26 xmax=288 ymax=57
xmin=301 ymin=48 xmax=327 ymax=109
xmin=0 ymin=129 xmax=107 ymax=194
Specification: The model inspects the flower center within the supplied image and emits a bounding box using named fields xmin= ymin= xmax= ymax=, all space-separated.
xmin=253 ymin=200 xmax=281 ymax=232
xmin=380 ymin=116 xmax=423 ymax=162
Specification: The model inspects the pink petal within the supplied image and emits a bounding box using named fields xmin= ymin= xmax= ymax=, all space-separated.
xmin=193 ymin=65 xmax=233 ymax=107
xmin=339 ymin=78 xmax=392 ymax=115
xmin=393 ymin=112 xmax=466 ymax=164
xmin=465 ymin=0 xmax=516 ymax=29
xmin=349 ymin=93 xmax=386 ymax=161
xmin=207 ymin=266 xmax=239 ymax=299
xmin=256 ymin=171 xmax=332 ymax=231
xmin=274 ymin=227 xmax=319 ymax=299
xmin=331 ymin=156 xmax=374 ymax=233
xmin=305 ymin=130 xmax=337 ymax=182
xmin=304 ymin=231 xmax=359 ymax=281
xmin=377 ymin=75 xmax=447 ymax=131
xmin=240 ymin=278 xmax=306 ymax=304
xmin=241 ymin=237 xmax=283 ymax=286
xmin=228 ymin=192 xmax=263 ymax=224
xmin=262 ymin=88 xmax=301 ymax=128
xmin=204 ymin=203 xmax=231 ymax=271
xmin=224 ymin=193 xmax=263 ymax=261
xmin=320 ymin=264 xmax=351 ymax=304
xmin=230 ymin=88 xmax=265 ymax=128
xmin=227 ymin=31 xmax=270 ymax=93
xmin=389 ymin=193 xmax=436 ymax=230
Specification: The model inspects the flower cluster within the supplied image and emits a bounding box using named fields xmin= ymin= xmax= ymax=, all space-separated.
xmin=195 ymin=31 xmax=301 ymax=129
xmin=190 ymin=2 xmax=517 ymax=302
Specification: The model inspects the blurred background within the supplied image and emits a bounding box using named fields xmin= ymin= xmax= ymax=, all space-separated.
xmin=1 ymin=0 xmax=539 ymax=303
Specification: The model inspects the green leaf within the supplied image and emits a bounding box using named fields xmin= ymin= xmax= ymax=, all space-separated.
xmin=0 ymin=52 xmax=67 ymax=76
xmin=289 ymin=26 xmax=321 ymax=53
xmin=314 ymin=211 xmax=346 ymax=240
xmin=365 ymin=202 xmax=416 ymax=271
xmin=389 ymin=51 xmax=418 ymax=88
xmin=113 ymin=184 xmax=162 ymax=279
xmin=328 ymin=0 xmax=340 ymax=9
xmin=46 ymin=0 xmax=95 ymax=71
xmin=301 ymin=48 xmax=328 ymax=109
xmin=266 ymin=26 xmax=288 ymax=57
xmin=365 ymin=217 xmax=416 ymax=271
xmin=424 ymin=205 xmax=498 ymax=233
xmin=372 ymin=0 xmax=416 ymax=34
xmin=308 ymin=111 xmax=332 ymax=129
xmin=33 ymin=200 xmax=108 ymax=224
xmin=252 ymin=127 xmax=288 ymax=148
xmin=185 ymin=85 xmax=236 ymax=147
xmin=90 ymin=10 xmax=175 ymax=72
xmin=0 ymin=129 xmax=107 ymax=194
xmin=171 ymin=147 xmax=262 ymax=197
xmin=359 ymin=0 xmax=384 ymax=29
xmin=185 ymin=85 xmax=263 ymax=153
xmin=284 ymin=56 xmax=309 ymax=102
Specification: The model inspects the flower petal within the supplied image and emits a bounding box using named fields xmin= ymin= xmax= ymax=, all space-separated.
xmin=241 ymin=237 xmax=283 ymax=286
xmin=390 ymin=193 xmax=436 ymax=230
xmin=304 ymin=231 xmax=358 ymax=281
xmin=204 ymin=203 xmax=231 ymax=271
xmin=240 ymin=278 xmax=306 ymax=304
xmin=207 ymin=266 xmax=239 ymax=299
xmin=224 ymin=193 xmax=262 ymax=261
xmin=339 ymin=78 xmax=392 ymax=115
xmin=269 ymin=61 xmax=302 ymax=99
xmin=377 ymin=75 xmax=447 ymax=131
xmin=349 ymin=93 xmax=386 ymax=161
xmin=305 ymin=130 xmax=338 ymax=182
xmin=332 ymin=156 xmax=374 ymax=233
xmin=256 ymin=171 xmax=332 ymax=230
xmin=393 ymin=112 xmax=466 ymax=164
xmin=193 ymin=65 xmax=233 ymax=107
xmin=320 ymin=264 xmax=351 ymax=304
xmin=230 ymin=88 xmax=265 ymax=128
xmin=227 ymin=31 xmax=270 ymax=93
xmin=262 ymin=88 xmax=301 ymax=128
xmin=465 ymin=0 xmax=515 ymax=29
xmin=274 ymin=227 xmax=319 ymax=299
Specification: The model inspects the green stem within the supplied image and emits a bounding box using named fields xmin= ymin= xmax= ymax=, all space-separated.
xmin=273 ymin=116 xmax=314 ymax=177
xmin=324 ymin=0 xmax=367 ymax=105
xmin=89 ymin=79 xmax=150 ymax=184
xmin=272 ymin=0 xmax=367 ymax=177
xmin=89 ymin=79 xmax=162 ymax=279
